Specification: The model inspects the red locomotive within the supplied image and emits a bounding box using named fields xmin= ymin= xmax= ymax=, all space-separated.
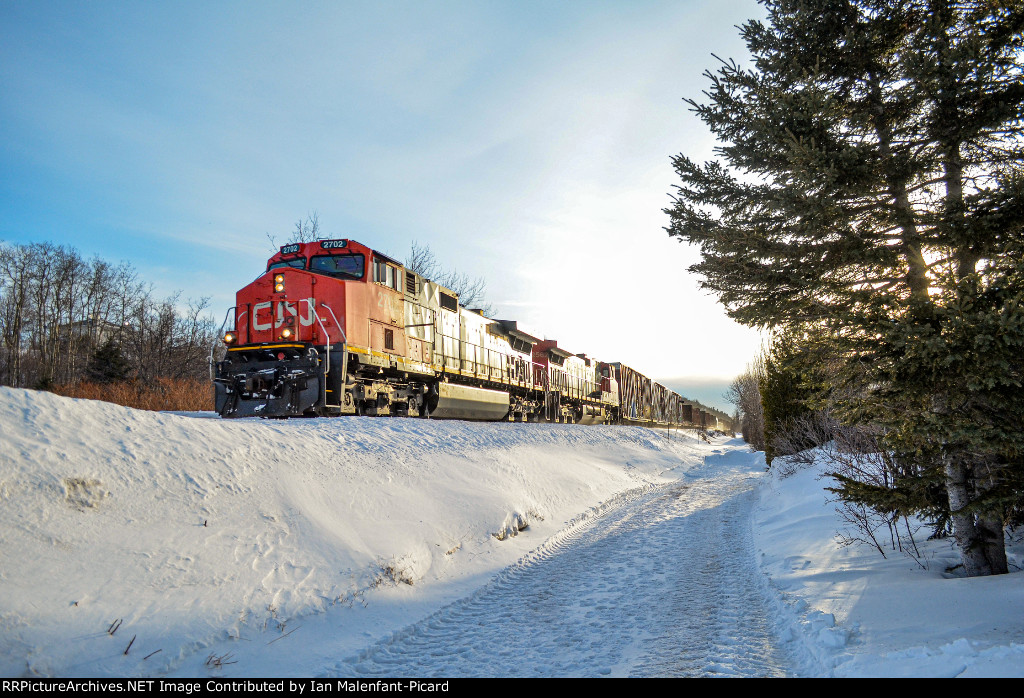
xmin=212 ymin=239 xmax=714 ymax=428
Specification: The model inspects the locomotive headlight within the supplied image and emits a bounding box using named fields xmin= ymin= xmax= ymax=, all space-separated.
xmin=223 ymin=331 xmax=236 ymax=345
xmin=281 ymin=327 xmax=293 ymax=339
xmin=273 ymin=273 xmax=285 ymax=293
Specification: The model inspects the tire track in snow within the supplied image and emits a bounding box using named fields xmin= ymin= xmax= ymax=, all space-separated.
xmin=328 ymin=453 xmax=794 ymax=677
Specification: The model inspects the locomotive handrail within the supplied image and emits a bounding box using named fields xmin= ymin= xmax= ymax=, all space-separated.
xmin=303 ymin=299 xmax=347 ymax=411
xmin=320 ymin=302 xmax=347 ymax=411
xmin=209 ymin=306 xmax=236 ymax=380
xmin=432 ymin=328 xmax=542 ymax=391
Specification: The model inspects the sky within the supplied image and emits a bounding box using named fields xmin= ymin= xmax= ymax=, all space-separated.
xmin=2 ymin=386 xmax=1021 ymax=677
xmin=0 ymin=0 xmax=768 ymax=412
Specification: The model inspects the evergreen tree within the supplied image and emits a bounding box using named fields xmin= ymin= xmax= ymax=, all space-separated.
xmin=86 ymin=338 xmax=131 ymax=383
xmin=666 ymin=0 xmax=1024 ymax=575
xmin=760 ymin=332 xmax=813 ymax=466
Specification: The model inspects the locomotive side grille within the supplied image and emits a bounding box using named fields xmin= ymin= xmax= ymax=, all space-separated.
xmin=440 ymin=292 xmax=458 ymax=312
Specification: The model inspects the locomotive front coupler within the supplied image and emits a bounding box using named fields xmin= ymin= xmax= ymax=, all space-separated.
xmin=214 ymin=344 xmax=325 ymax=418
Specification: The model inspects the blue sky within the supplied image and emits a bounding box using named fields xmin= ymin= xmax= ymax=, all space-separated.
xmin=1 ymin=0 xmax=766 ymax=412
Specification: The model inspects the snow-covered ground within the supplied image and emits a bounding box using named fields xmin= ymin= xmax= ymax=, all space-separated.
xmin=0 ymin=386 xmax=1021 ymax=677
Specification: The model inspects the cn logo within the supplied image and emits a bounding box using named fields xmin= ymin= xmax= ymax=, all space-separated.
xmin=252 ymin=298 xmax=316 ymax=331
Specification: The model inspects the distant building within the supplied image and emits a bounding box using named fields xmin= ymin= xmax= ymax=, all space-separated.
xmin=57 ymin=316 xmax=124 ymax=346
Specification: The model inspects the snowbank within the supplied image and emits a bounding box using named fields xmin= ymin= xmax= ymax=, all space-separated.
xmin=0 ymin=387 xmax=696 ymax=677
xmin=752 ymin=450 xmax=1024 ymax=677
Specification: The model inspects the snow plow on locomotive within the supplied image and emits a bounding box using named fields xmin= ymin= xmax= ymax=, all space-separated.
xmin=212 ymin=239 xmax=721 ymax=429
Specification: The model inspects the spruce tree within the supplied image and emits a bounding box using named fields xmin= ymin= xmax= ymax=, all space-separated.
xmin=86 ymin=338 xmax=131 ymax=384
xmin=760 ymin=332 xmax=813 ymax=466
xmin=666 ymin=0 xmax=1024 ymax=575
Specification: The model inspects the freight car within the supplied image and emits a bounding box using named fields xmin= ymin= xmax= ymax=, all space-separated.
xmin=212 ymin=238 xmax=713 ymax=428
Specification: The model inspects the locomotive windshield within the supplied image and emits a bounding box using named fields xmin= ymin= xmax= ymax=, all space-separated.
xmin=268 ymin=258 xmax=306 ymax=271
xmin=310 ymin=253 xmax=365 ymax=279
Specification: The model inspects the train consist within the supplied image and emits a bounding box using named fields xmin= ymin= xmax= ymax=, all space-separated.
xmin=212 ymin=239 xmax=725 ymax=430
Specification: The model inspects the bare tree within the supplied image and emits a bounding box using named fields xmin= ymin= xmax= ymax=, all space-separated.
xmin=406 ymin=241 xmax=494 ymax=315
xmin=0 ymin=242 xmax=32 ymax=386
xmin=267 ymin=211 xmax=323 ymax=251
xmin=124 ymin=293 xmax=216 ymax=383
xmin=725 ymin=353 xmax=766 ymax=451
xmin=405 ymin=240 xmax=440 ymax=280
xmin=0 ymin=240 xmax=215 ymax=389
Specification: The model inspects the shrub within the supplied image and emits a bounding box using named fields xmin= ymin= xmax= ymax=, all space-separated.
xmin=52 ymin=377 xmax=214 ymax=412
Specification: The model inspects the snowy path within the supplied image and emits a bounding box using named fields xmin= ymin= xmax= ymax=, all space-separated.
xmin=329 ymin=448 xmax=794 ymax=678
